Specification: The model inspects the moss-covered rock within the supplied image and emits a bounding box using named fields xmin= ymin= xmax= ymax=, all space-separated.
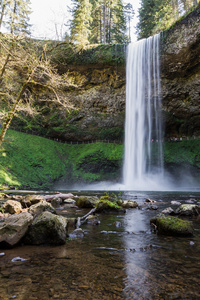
xmin=75 ymin=196 xmax=99 ymax=208
xmin=121 ymin=200 xmax=138 ymax=209
xmin=96 ymin=197 xmax=124 ymax=213
xmin=150 ymin=215 xmax=193 ymax=236
xmin=24 ymin=211 xmax=68 ymax=245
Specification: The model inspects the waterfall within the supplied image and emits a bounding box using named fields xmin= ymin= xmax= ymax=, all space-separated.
xmin=123 ymin=34 xmax=163 ymax=189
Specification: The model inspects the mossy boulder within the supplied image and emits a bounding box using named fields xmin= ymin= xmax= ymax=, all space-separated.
xmin=121 ymin=200 xmax=138 ymax=209
xmin=24 ymin=211 xmax=68 ymax=245
xmin=75 ymin=196 xmax=99 ymax=208
xmin=150 ymin=215 xmax=193 ymax=236
xmin=96 ymin=198 xmax=124 ymax=213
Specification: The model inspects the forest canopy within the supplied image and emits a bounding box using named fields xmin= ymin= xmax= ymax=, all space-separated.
xmin=137 ymin=0 xmax=200 ymax=38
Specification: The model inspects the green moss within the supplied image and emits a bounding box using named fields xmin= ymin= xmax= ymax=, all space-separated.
xmin=155 ymin=216 xmax=193 ymax=236
xmin=50 ymin=43 xmax=126 ymax=67
xmin=164 ymin=140 xmax=200 ymax=167
xmin=96 ymin=198 xmax=120 ymax=212
xmin=0 ymin=130 xmax=123 ymax=189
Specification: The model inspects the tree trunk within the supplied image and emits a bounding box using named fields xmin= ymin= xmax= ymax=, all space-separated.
xmin=103 ymin=0 xmax=106 ymax=43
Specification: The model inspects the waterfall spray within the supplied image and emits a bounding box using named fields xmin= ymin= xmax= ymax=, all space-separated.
xmin=123 ymin=34 xmax=163 ymax=189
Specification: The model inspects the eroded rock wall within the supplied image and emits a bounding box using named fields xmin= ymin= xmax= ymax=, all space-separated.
xmin=161 ymin=4 xmax=200 ymax=137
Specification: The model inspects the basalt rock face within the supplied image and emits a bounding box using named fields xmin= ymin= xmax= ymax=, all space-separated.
xmin=160 ymin=4 xmax=200 ymax=137
xmin=61 ymin=64 xmax=126 ymax=141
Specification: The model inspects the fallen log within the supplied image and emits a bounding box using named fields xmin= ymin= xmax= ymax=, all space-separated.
xmin=43 ymin=193 xmax=75 ymax=201
xmin=76 ymin=207 xmax=96 ymax=229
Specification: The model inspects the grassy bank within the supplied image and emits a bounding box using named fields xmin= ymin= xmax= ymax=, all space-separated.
xmin=0 ymin=130 xmax=199 ymax=190
xmin=0 ymin=130 xmax=123 ymax=190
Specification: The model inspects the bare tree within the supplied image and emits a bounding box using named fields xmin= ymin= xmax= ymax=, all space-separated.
xmin=0 ymin=38 xmax=73 ymax=146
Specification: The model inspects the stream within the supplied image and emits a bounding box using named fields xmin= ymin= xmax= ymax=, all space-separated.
xmin=0 ymin=190 xmax=200 ymax=300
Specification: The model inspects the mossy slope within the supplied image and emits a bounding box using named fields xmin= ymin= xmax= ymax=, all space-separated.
xmin=0 ymin=130 xmax=199 ymax=190
xmin=0 ymin=130 xmax=123 ymax=189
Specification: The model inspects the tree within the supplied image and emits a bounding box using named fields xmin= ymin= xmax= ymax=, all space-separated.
xmin=90 ymin=0 xmax=129 ymax=44
xmin=0 ymin=38 xmax=73 ymax=146
xmin=0 ymin=0 xmax=31 ymax=34
xmin=124 ymin=3 xmax=134 ymax=42
xmin=70 ymin=0 xmax=92 ymax=46
xmin=137 ymin=0 xmax=200 ymax=39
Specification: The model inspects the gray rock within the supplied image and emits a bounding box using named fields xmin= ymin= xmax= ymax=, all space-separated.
xmin=0 ymin=212 xmax=33 ymax=247
xmin=176 ymin=204 xmax=200 ymax=216
xmin=24 ymin=211 xmax=68 ymax=245
xmin=162 ymin=207 xmax=175 ymax=215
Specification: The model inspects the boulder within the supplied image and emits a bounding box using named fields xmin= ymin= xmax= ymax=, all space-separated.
xmin=96 ymin=199 xmax=125 ymax=213
xmin=161 ymin=207 xmax=175 ymax=215
xmin=51 ymin=197 xmax=63 ymax=207
xmin=150 ymin=215 xmax=193 ymax=236
xmin=24 ymin=211 xmax=68 ymax=245
xmin=0 ymin=212 xmax=33 ymax=247
xmin=28 ymin=200 xmax=56 ymax=216
xmin=20 ymin=195 xmax=45 ymax=208
xmin=2 ymin=200 xmax=23 ymax=214
xmin=64 ymin=198 xmax=76 ymax=205
xmin=176 ymin=204 xmax=200 ymax=216
xmin=75 ymin=196 xmax=99 ymax=208
xmin=121 ymin=200 xmax=138 ymax=209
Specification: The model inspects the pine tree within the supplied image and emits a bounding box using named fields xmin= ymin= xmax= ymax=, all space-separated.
xmin=137 ymin=0 xmax=200 ymax=39
xmin=89 ymin=0 xmax=129 ymax=44
xmin=70 ymin=0 xmax=92 ymax=46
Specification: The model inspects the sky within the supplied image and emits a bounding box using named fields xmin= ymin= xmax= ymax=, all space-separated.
xmin=30 ymin=0 xmax=141 ymax=41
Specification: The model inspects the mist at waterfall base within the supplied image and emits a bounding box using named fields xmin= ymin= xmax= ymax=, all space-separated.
xmin=57 ymin=35 xmax=199 ymax=192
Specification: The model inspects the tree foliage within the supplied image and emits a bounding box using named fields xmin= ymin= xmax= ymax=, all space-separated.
xmin=0 ymin=0 xmax=31 ymax=34
xmin=70 ymin=0 xmax=133 ymax=45
xmin=137 ymin=0 xmax=200 ymax=38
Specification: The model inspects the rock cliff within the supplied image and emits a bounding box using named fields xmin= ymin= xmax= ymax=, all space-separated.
xmin=10 ymin=4 xmax=200 ymax=141
xmin=161 ymin=4 xmax=200 ymax=137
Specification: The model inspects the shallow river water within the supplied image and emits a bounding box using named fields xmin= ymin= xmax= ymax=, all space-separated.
xmin=0 ymin=191 xmax=200 ymax=300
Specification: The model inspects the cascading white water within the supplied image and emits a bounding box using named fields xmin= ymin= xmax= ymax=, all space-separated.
xmin=123 ymin=34 xmax=163 ymax=189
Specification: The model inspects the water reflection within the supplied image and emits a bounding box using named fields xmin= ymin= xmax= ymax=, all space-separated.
xmin=122 ymin=191 xmax=200 ymax=299
xmin=0 ymin=191 xmax=200 ymax=299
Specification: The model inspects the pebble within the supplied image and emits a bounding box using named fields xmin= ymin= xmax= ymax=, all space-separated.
xmin=11 ymin=256 xmax=30 ymax=262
